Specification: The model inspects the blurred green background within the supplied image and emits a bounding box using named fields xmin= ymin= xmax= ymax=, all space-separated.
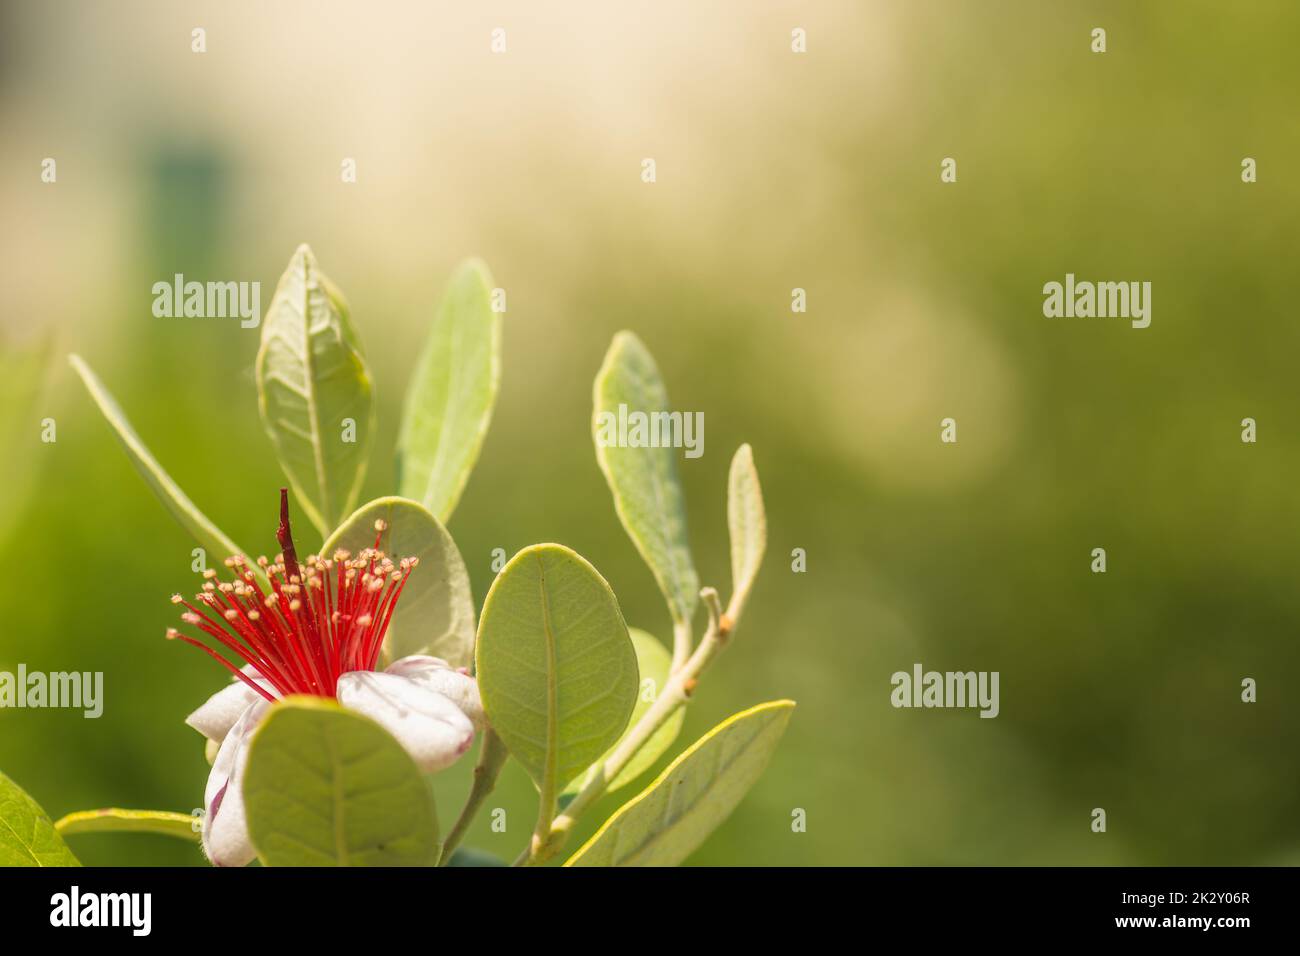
xmin=2 ymin=0 xmax=1298 ymax=866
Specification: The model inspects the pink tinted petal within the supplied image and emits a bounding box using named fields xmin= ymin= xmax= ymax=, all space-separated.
xmin=186 ymin=666 xmax=276 ymax=743
xmin=202 ymin=699 xmax=269 ymax=867
xmin=385 ymin=655 xmax=485 ymax=729
xmin=336 ymin=670 xmax=474 ymax=772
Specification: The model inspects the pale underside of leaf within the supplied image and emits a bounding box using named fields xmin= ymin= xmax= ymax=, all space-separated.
xmin=256 ymin=245 xmax=373 ymax=537
xmin=727 ymin=443 xmax=767 ymax=609
xmin=243 ymin=698 xmax=440 ymax=867
xmin=475 ymin=544 xmax=639 ymax=796
xmin=565 ymin=628 xmax=684 ymax=796
xmin=593 ymin=332 xmax=699 ymax=626
xmin=396 ymin=259 xmax=501 ymax=523
xmin=321 ymin=496 xmax=476 ymax=667
xmin=69 ymin=355 xmax=252 ymax=568
xmin=565 ymin=700 xmax=795 ymax=867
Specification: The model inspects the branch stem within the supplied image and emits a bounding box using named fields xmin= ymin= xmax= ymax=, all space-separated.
xmin=437 ymin=728 xmax=508 ymax=866
xmin=670 ymin=617 xmax=693 ymax=673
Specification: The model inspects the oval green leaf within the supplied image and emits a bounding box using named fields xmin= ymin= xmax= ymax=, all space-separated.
xmin=322 ymin=497 xmax=475 ymax=667
xmin=475 ymin=545 xmax=639 ymax=797
xmin=256 ymin=244 xmax=374 ymax=537
xmin=243 ymin=697 xmax=439 ymax=867
xmin=0 ymin=771 xmax=80 ymax=866
xmin=727 ymin=443 xmax=766 ymax=611
xmin=70 ymin=354 xmax=252 ymax=568
xmin=396 ymin=259 xmax=502 ymax=523
xmin=54 ymin=808 xmax=199 ymax=843
xmin=565 ymin=699 xmax=795 ymax=867
xmin=564 ymin=628 xmax=684 ymax=796
xmin=592 ymin=332 xmax=699 ymax=626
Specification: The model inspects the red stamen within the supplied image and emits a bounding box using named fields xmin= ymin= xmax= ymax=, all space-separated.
xmin=166 ymin=491 xmax=415 ymax=698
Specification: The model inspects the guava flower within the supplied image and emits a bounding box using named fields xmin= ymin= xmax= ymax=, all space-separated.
xmin=167 ymin=490 xmax=483 ymax=867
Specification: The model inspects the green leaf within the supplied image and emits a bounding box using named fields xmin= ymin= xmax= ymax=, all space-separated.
xmin=0 ymin=771 xmax=81 ymax=866
xmin=69 ymin=354 xmax=252 ymax=567
xmin=321 ymin=496 xmax=475 ymax=667
xmin=564 ymin=628 xmax=684 ymax=796
xmin=592 ymin=332 xmax=699 ymax=626
xmin=0 ymin=339 xmax=49 ymax=542
xmin=445 ymin=846 xmax=507 ymax=867
xmin=256 ymin=244 xmax=374 ymax=537
xmin=727 ymin=443 xmax=766 ymax=610
xmin=565 ymin=699 xmax=795 ymax=867
xmin=54 ymin=808 xmax=199 ymax=843
xmin=243 ymin=697 xmax=439 ymax=867
xmin=475 ymin=544 xmax=639 ymax=799
xmin=396 ymin=259 xmax=502 ymax=523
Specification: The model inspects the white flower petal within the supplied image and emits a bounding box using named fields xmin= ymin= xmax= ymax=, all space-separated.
xmin=186 ymin=666 xmax=275 ymax=743
xmin=202 ymin=699 xmax=269 ymax=868
xmin=336 ymin=671 xmax=474 ymax=773
xmin=385 ymin=655 xmax=485 ymax=729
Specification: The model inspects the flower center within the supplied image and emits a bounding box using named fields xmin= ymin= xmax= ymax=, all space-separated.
xmin=166 ymin=489 xmax=418 ymax=700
